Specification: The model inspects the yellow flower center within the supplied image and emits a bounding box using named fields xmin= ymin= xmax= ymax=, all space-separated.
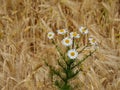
xmin=60 ymin=29 xmax=64 ymax=32
xmin=92 ymin=39 xmax=95 ymax=43
xmin=49 ymin=34 xmax=52 ymax=37
xmin=73 ymin=32 xmax=77 ymax=36
xmin=70 ymin=52 xmax=75 ymax=56
xmin=65 ymin=39 xmax=70 ymax=44
xmin=82 ymin=29 xmax=86 ymax=32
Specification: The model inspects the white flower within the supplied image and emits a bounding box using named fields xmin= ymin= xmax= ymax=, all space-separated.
xmin=47 ymin=32 xmax=55 ymax=39
xmin=62 ymin=37 xmax=73 ymax=46
xmin=79 ymin=26 xmax=88 ymax=34
xmin=57 ymin=29 xmax=67 ymax=35
xmin=70 ymin=32 xmax=80 ymax=38
xmin=89 ymin=37 xmax=97 ymax=45
xmin=68 ymin=49 xmax=78 ymax=59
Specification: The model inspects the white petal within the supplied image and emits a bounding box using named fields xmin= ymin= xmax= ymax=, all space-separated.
xmin=67 ymin=49 xmax=78 ymax=59
xmin=61 ymin=37 xmax=73 ymax=46
xmin=47 ymin=32 xmax=55 ymax=39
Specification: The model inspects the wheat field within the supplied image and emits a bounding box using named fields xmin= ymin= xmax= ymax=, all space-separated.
xmin=0 ymin=0 xmax=120 ymax=90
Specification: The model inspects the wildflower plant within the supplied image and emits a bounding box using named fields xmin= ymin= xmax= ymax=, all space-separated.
xmin=45 ymin=27 xmax=98 ymax=90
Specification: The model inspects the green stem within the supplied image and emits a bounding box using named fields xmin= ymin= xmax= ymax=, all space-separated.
xmin=72 ymin=49 xmax=96 ymax=69
xmin=72 ymin=38 xmax=75 ymax=49
xmin=45 ymin=61 xmax=66 ymax=82
xmin=52 ymin=39 xmax=68 ymax=65
xmin=78 ymin=44 xmax=89 ymax=54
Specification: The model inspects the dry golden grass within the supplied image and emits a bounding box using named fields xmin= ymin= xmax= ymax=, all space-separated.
xmin=0 ymin=0 xmax=120 ymax=90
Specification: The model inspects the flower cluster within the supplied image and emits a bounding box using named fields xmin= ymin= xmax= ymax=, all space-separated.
xmin=46 ymin=26 xmax=98 ymax=90
xmin=47 ymin=26 xmax=97 ymax=60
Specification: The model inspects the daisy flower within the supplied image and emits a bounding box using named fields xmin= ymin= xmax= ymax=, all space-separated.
xmin=62 ymin=37 xmax=73 ymax=46
xmin=67 ymin=49 xmax=78 ymax=59
xmin=47 ymin=32 xmax=55 ymax=39
xmin=79 ymin=26 xmax=88 ymax=34
xmin=57 ymin=29 xmax=67 ymax=35
xmin=70 ymin=32 xmax=80 ymax=38
xmin=89 ymin=37 xmax=97 ymax=45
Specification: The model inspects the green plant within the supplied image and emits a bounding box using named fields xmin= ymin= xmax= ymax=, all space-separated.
xmin=45 ymin=28 xmax=98 ymax=90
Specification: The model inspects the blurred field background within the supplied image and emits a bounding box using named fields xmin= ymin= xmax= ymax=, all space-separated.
xmin=0 ymin=0 xmax=120 ymax=90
